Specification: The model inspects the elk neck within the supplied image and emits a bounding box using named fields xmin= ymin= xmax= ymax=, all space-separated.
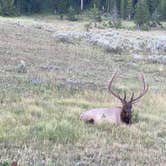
xmin=120 ymin=106 xmax=132 ymax=124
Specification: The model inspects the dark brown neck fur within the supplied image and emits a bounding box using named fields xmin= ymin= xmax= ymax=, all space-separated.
xmin=120 ymin=109 xmax=132 ymax=124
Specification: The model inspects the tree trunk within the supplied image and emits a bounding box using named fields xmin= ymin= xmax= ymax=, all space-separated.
xmin=81 ymin=0 xmax=83 ymax=11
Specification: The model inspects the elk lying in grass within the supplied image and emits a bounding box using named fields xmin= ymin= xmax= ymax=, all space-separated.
xmin=80 ymin=72 xmax=149 ymax=125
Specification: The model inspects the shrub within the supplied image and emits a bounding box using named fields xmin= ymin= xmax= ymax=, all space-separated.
xmin=140 ymin=24 xmax=150 ymax=31
xmin=109 ymin=19 xmax=122 ymax=29
xmin=0 ymin=162 xmax=10 ymax=166
xmin=107 ymin=13 xmax=122 ymax=29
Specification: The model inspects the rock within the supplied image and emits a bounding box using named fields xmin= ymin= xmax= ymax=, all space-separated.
xmin=17 ymin=60 xmax=27 ymax=73
xmin=43 ymin=26 xmax=57 ymax=32
xmin=128 ymin=62 xmax=138 ymax=66
xmin=53 ymin=32 xmax=74 ymax=44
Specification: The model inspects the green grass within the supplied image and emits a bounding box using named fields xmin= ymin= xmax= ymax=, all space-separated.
xmin=0 ymin=87 xmax=166 ymax=165
xmin=0 ymin=16 xmax=165 ymax=165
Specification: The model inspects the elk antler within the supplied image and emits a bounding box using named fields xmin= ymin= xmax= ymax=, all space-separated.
xmin=109 ymin=72 xmax=148 ymax=104
xmin=108 ymin=71 xmax=126 ymax=103
xmin=130 ymin=74 xmax=149 ymax=103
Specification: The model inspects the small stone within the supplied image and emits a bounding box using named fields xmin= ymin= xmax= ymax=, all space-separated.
xmin=17 ymin=60 xmax=27 ymax=73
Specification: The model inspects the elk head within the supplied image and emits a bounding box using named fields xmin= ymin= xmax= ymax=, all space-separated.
xmin=108 ymin=72 xmax=149 ymax=124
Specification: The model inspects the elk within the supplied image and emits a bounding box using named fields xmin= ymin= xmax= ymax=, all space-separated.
xmin=80 ymin=72 xmax=149 ymax=125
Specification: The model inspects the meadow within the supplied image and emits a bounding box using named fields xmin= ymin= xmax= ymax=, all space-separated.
xmin=0 ymin=16 xmax=166 ymax=165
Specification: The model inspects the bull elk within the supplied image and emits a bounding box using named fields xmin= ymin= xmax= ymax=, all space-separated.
xmin=80 ymin=72 xmax=149 ymax=125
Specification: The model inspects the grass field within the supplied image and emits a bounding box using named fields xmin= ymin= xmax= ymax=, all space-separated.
xmin=0 ymin=16 xmax=166 ymax=166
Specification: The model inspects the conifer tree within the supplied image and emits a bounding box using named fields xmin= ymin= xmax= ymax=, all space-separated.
xmin=0 ymin=0 xmax=165 ymax=22
xmin=106 ymin=0 xmax=116 ymax=13
xmin=0 ymin=0 xmax=17 ymax=16
xmin=134 ymin=0 xmax=150 ymax=28
xmin=158 ymin=0 xmax=166 ymax=20
xmin=55 ymin=0 xmax=68 ymax=19
xmin=120 ymin=0 xmax=127 ymax=19
xmin=126 ymin=0 xmax=133 ymax=20
xmin=146 ymin=0 xmax=160 ymax=15
xmin=67 ymin=6 xmax=77 ymax=21
xmin=88 ymin=4 xmax=101 ymax=22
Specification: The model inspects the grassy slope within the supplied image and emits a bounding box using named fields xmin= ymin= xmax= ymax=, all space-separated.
xmin=0 ymin=16 xmax=166 ymax=165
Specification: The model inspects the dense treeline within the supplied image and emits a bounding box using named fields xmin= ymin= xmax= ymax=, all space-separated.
xmin=0 ymin=0 xmax=165 ymax=23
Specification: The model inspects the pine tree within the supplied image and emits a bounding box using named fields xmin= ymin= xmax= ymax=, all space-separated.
xmin=67 ymin=6 xmax=77 ymax=21
xmin=106 ymin=0 xmax=116 ymax=13
xmin=88 ymin=4 xmax=102 ymax=22
xmin=146 ymin=0 xmax=160 ymax=15
xmin=120 ymin=0 xmax=127 ymax=19
xmin=126 ymin=0 xmax=133 ymax=20
xmin=0 ymin=0 xmax=17 ymax=16
xmin=134 ymin=0 xmax=150 ymax=29
xmin=0 ymin=0 xmax=164 ymax=22
xmin=150 ymin=9 xmax=162 ymax=27
xmin=111 ymin=4 xmax=121 ymax=28
xmin=0 ymin=3 xmax=2 ymax=15
xmin=158 ymin=0 xmax=166 ymax=20
xmin=120 ymin=0 xmax=133 ymax=20
xmin=55 ymin=0 xmax=68 ymax=19
xmin=93 ymin=0 xmax=100 ymax=8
